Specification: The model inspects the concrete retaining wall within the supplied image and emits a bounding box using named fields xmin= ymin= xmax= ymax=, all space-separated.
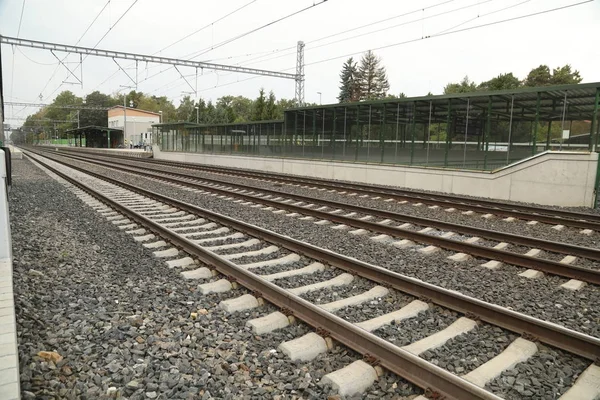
xmin=153 ymin=146 xmax=598 ymax=207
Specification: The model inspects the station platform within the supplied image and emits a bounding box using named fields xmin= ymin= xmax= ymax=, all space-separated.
xmin=42 ymin=146 xmax=151 ymax=159
xmin=150 ymin=146 xmax=599 ymax=208
xmin=7 ymin=146 xmax=22 ymax=160
xmin=0 ymin=150 xmax=19 ymax=399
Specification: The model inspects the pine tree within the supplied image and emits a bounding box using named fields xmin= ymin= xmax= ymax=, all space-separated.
xmin=338 ymin=57 xmax=360 ymax=102
xmin=265 ymin=91 xmax=277 ymax=120
xmin=358 ymin=51 xmax=389 ymax=101
xmin=252 ymin=88 xmax=267 ymax=121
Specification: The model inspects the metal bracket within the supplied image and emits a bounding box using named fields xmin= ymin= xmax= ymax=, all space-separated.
xmin=251 ymin=290 xmax=262 ymax=299
xmin=113 ymin=58 xmax=137 ymax=87
xmin=424 ymin=388 xmax=446 ymax=399
xmin=174 ymin=65 xmax=196 ymax=97
xmin=363 ymin=354 xmax=380 ymax=367
xmin=465 ymin=312 xmax=480 ymax=322
xmin=522 ymin=332 xmax=537 ymax=342
xmin=316 ymin=327 xmax=330 ymax=337
xmin=279 ymin=307 xmax=293 ymax=316
xmin=51 ymin=50 xmax=82 ymax=86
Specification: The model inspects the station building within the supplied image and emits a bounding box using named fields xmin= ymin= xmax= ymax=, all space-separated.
xmin=108 ymin=106 xmax=160 ymax=146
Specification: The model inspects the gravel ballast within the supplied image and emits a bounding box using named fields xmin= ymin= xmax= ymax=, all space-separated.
xmin=79 ymin=153 xmax=600 ymax=248
xmin=9 ymin=157 xmax=420 ymax=399
xmin=47 ymin=153 xmax=600 ymax=338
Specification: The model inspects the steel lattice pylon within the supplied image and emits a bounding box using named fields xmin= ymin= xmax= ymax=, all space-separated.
xmin=295 ymin=41 xmax=305 ymax=107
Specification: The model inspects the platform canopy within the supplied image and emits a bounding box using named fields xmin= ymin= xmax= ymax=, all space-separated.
xmin=65 ymin=126 xmax=123 ymax=148
xmin=287 ymin=81 xmax=600 ymax=123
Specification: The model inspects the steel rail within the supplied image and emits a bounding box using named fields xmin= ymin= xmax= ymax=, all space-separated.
xmin=24 ymin=149 xmax=600 ymax=364
xmin=44 ymin=148 xmax=600 ymax=262
xmin=60 ymin=148 xmax=600 ymax=230
xmin=23 ymin=151 xmax=501 ymax=400
xmin=36 ymin=149 xmax=600 ymax=284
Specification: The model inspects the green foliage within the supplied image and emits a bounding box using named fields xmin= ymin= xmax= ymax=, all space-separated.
xmin=338 ymin=57 xmax=360 ymax=103
xmin=551 ymin=65 xmax=582 ymax=85
xmin=478 ymin=73 xmax=521 ymax=91
xmin=358 ymin=50 xmax=390 ymax=100
xmin=337 ymin=52 xmax=389 ymax=102
xmin=80 ymin=91 xmax=116 ymax=127
xmin=523 ymin=65 xmax=552 ymax=87
xmin=523 ymin=64 xmax=582 ymax=87
xmin=252 ymin=88 xmax=268 ymax=121
xmin=265 ymin=91 xmax=278 ymax=120
xmin=443 ymin=76 xmax=477 ymax=94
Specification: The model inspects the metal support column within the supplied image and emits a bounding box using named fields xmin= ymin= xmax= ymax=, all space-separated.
xmin=532 ymin=92 xmax=540 ymax=155
xmin=444 ymin=99 xmax=452 ymax=167
xmin=312 ymin=110 xmax=317 ymax=157
xmin=483 ymin=97 xmax=491 ymax=169
xmin=590 ymin=88 xmax=600 ymax=151
xmin=546 ymin=120 xmax=552 ymax=150
xmin=355 ymin=106 xmax=360 ymax=161
xmin=332 ymin=107 xmax=336 ymax=160
xmin=410 ymin=102 xmax=416 ymax=165
xmin=380 ymin=104 xmax=386 ymax=163
xmin=294 ymin=41 xmax=305 ymax=107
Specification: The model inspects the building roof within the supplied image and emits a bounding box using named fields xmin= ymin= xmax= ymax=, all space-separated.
xmin=108 ymin=106 xmax=161 ymax=116
xmin=65 ymin=125 xmax=123 ymax=134
xmin=285 ymin=81 xmax=600 ymax=123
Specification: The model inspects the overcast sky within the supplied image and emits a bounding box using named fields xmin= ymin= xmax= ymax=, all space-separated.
xmin=1 ymin=0 xmax=599 ymax=125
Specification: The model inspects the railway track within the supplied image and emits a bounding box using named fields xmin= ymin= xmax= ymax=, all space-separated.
xmin=53 ymin=147 xmax=600 ymax=232
xmin=22 ymin=149 xmax=600 ymax=399
xmin=34 ymin=148 xmax=600 ymax=287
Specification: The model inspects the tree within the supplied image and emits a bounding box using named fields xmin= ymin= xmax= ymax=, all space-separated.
xmin=524 ymin=64 xmax=583 ymax=87
xmin=80 ymin=91 xmax=116 ymax=127
xmin=265 ymin=91 xmax=278 ymax=120
xmin=551 ymin=65 xmax=582 ymax=85
xmin=357 ymin=51 xmax=390 ymax=100
xmin=338 ymin=57 xmax=360 ymax=102
xmin=523 ymin=65 xmax=552 ymax=87
xmin=252 ymin=88 xmax=267 ymax=121
xmin=177 ymin=95 xmax=197 ymax=122
xmin=478 ymin=73 xmax=521 ymax=91
xmin=443 ymin=76 xmax=477 ymax=94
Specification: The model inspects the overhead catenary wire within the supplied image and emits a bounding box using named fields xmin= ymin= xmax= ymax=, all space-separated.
xmin=34 ymin=1 xmax=111 ymax=101
xmin=91 ymin=0 xmax=260 ymax=92
xmin=43 ymin=0 xmax=139 ymax=101
xmin=304 ymin=0 xmax=593 ymax=67
xmin=192 ymin=0 xmax=461 ymax=73
xmin=188 ymin=0 xmax=590 ymax=97
xmin=10 ymin=0 xmax=28 ymax=114
xmin=109 ymin=0 xmax=330 ymax=94
xmin=198 ymin=0 xmax=494 ymax=72
xmin=156 ymin=0 xmax=258 ymax=55
xmin=186 ymin=0 xmax=330 ymax=61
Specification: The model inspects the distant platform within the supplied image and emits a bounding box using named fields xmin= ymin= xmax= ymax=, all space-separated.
xmin=40 ymin=146 xmax=152 ymax=159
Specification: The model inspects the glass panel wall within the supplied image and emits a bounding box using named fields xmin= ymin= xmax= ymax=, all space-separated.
xmin=153 ymin=84 xmax=600 ymax=171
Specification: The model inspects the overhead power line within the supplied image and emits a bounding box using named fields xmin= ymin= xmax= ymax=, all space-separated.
xmin=156 ymin=0 xmax=258 ymax=55
xmin=16 ymin=0 xmax=27 ymax=37
xmin=187 ymin=0 xmax=330 ymax=60
xmin=90 ymin=0 xmax=139 ymax=50
xmin=75 ymin=1 xmax=111 ymax=46
xmin=134 ymin=0 xmax=330 ymax=91
xmin=305 ymin=0 xmax=593 ymax=67
xmin=92 ymin=0 xmax=260 ymax=91
xmin=36 ymin=0 xmax=110 ymax=102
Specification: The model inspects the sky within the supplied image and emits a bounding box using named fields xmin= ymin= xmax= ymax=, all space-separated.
xmin=1 ymin=0 xmax=599 ymax=126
